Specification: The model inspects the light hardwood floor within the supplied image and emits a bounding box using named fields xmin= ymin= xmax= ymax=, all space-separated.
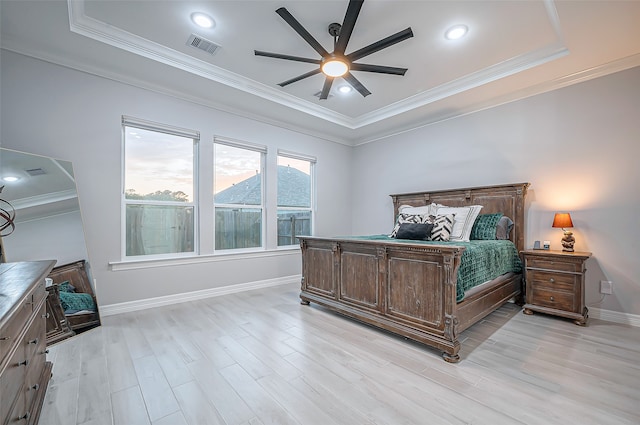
xmin=39 ymin=282 xmax=640 ymax=425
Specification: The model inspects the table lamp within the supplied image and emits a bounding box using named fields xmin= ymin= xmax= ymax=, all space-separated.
xmin=552 ymin=212 xmax=575 ymax=252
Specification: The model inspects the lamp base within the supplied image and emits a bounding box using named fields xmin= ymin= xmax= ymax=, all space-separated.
xmin=561 ymin=231 xmax=575 ymax=252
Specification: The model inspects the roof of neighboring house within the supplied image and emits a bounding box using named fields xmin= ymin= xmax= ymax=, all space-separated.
xmin=215 ymin=165 xmax=310 ymax=207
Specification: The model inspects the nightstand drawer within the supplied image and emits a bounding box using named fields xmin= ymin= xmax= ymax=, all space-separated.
xmin=527 ymin=258 xmax=580 ymax=273
xmin=527 ymin=270 xmax=577 ymax=292
xmin=529 ymin=288 xmax=575 ymax=311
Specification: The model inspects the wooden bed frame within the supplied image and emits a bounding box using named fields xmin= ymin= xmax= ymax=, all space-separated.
xmin=298 ymin=182 xmax=529 ymax=362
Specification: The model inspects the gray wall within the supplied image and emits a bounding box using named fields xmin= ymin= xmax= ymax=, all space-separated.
xmin=1 ymin=50 xmax=353 ymax=306
xmin=2 ymin=49 xmax=639 ymax=317
xmin=4 ymin=211 xmax=88 ymax=266
xmin=351 ymin=66 xmax=640 ymax=316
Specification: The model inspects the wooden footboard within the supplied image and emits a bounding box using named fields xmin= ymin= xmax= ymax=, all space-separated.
xmin=298 ymin=182 xmax=529 ymax=362
xmin=299 ymin=237 xmax=468 ymax=361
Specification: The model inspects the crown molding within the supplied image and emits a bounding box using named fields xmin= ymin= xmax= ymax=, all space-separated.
xmin=11 ymin=189 xmax=78 ymax=211
xmin=355 ymin=52 xmax=640 ymax=146
xmin=67 ymin=0 xmax=570 ymax=130
xmin=0 ymin=43 xmax=353 ymax=147
xmin=67 ymin=0 xmax=354 ymax=128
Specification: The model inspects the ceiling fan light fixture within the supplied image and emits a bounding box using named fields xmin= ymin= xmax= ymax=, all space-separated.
xmin=322 ymin=59 xmax=349 ymax=77
xmin=445 ymin=24 xmax=468 ymax=40
xmin=338 ymin=85 xmax=352 ymax=94
xmin=191 ymin=12 xmax=215 ymax=29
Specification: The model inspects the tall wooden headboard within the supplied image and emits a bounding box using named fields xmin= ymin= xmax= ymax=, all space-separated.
xmin=390 ymin=182 xmax=530 ymax=252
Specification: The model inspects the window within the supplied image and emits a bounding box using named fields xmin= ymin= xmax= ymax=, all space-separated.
xmin=123 ymin=117 xmax=198 ymax=257
xmin=277 ymin=151 xmax=314 ymax=246
xmin=214 ymin=139 xmax=266 ymax=251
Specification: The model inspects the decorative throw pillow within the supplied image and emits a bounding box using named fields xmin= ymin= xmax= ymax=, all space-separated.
xmin=58 ymin=291 xmax=96 ymax=313
xmin=389 ymin=213 xmax=429 ymax=238
xmin=58 ymin=280 xmax=76 ymax=293
xmin=395 ymin=222 xmax=434 ymax=240
xmin=426 ymin=214 xmax=455 ymax=241
xmin=496 ymin=216 xmax=514 ymax=240
xmin=470 ymin=213 xmax=503 ymax=240
xmin=433 ymin=204 xmax=483 ymax=241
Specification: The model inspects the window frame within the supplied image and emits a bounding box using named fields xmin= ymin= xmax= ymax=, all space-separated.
xmin=121 ymin=116 xmax=199 ymax=260
xmin=213 ymin=136 xmax=267 ymax=253
xmin=276 ymin=150 xmax=316 ymax=247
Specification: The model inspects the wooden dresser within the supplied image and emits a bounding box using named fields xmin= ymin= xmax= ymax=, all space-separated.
xmin=0 ymin=260 xmax=56 ymax=425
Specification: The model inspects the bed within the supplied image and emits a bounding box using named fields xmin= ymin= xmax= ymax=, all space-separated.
xmin=298 ymin=182 xmax=529 ymax=362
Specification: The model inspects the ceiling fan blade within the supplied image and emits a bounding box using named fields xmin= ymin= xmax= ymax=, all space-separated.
xmin=334 ymin=0 xmax=364 ymax=55
xmin=347 ymin=27 xmax=413 ymax=62
xmin=278 ymin=69 xmax=322 ymax=87
xmin=254 ymin=50 xmax=321 ymax=65
xmin=350 ymin=63 xmax=408 ymax=75
xmin=319 ymin=77 xmax=334 ymax=100
xmin=276 ymin=7 xmax=330 ymax=58
xmin=343 ymin=72 xmax=371 ymax=97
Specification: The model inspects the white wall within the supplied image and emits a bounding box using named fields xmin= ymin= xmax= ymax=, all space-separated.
xmin=3 ymin=210 xmax=88 ymax=266
xmin=0 ymin=50 xmax=353 ymax=306
xmin=351 ymin=66 xmax=640 ymax=316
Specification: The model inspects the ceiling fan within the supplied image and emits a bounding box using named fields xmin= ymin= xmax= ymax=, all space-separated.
xmin=255 ymin=0 xmax=414 ymax=100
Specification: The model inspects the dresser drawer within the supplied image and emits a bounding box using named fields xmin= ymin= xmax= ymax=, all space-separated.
xmin=32 ymin=281 xmax=47 ymax=311
xmin=0 ymin=302 xmax=32 ymax=367
xmin=6 ymin=387 xmax=27 ymax=425
xmin=527 ymin=257 xmax=580 ymax=273
xmin=26 ymin=306 xmax=47 ymax=405
xmin=23 ymin=305 xmax=45 ymax=362
xmin=0 ymin=341 xmax=27 ymax=422
xmin=529 ymin=288 xmax=575 ymax=312
xmin=526 ymin=270 xmax=577 ymax=292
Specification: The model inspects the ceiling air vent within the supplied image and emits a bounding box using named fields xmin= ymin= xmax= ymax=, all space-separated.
xmin=186 ymin=34 xmax=221 ymax=56
xmin=25 ymin=168 xmax=46 ymax=176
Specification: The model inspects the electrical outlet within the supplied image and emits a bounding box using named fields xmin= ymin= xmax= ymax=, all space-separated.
xmin=600 ymin=280 xmax=613 ymax=295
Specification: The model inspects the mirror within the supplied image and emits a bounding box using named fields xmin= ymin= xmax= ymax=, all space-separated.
xmin=0 ymin=148 xmax=100 ymax=343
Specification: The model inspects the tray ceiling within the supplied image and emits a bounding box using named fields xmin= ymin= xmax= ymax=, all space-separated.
xmin=1 ymin=0 xmax=639 ymax=145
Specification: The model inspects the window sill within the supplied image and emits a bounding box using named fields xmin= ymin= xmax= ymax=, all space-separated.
xmin=109 ymin=246 xmax=300 ymax=271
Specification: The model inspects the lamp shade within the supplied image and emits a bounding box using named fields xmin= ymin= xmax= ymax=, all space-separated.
xmin=552 ymin=212 xmax=573 ymax=228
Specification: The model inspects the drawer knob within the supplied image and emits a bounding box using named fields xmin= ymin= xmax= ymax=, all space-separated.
xmin=29 ymin=338 xmax=39 ymax=345
xmin=18 ymin=412 xmax=30 ymax=421
xmin=42 ymin=313 xmax=50 ymax=319
xmin=18 ymin=359 xmax=29 ymax=367
xmin=550 ymin=296 xmax=555 ymax=302
xmin=31 ymin=384 xmax=40 ymax=391
xmin=549 ymin=278 xmax=555 ymax=283
xmin=0 ymin=336 xmax=9 ymax=341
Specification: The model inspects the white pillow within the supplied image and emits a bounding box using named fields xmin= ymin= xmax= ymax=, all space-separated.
xmin=398 ymin=203 xmax=436 ymax=215
xmin=433 ymin=204 xmax=483 ymax=242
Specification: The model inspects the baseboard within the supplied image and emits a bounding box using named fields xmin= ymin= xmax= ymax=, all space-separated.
xmin=99 ymin=279 xmax=640 ymax=327
xmin=589 ymin=307 xmax=640 ymax=327
xmin=99 ymin=274 xmax=301 ymax=316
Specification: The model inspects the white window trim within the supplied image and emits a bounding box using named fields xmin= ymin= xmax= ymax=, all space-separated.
xmin=213 ymin=137 xmax=266 ymax=252
xmin=123 ymin=116 xmax=199 ymax=139
xmin=122 ymin=116 xmax=200 ymax=260
xmin=276 ymin=151 xmax=315 ymax=247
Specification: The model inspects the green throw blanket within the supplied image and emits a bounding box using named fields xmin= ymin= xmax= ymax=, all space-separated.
xmin=339 ymin=235 xmax=522 ymax=302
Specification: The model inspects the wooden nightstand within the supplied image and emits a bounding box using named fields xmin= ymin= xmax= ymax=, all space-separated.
xmin=520 ymin=249 xmax=592 ymax=325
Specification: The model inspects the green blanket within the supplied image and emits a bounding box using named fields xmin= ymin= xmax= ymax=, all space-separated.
xmin=340 ymin=235 xmax=522 ymax=302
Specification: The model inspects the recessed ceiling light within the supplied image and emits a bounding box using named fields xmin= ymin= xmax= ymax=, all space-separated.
xmin=191 ymin=12 xmax=215 ymax=29
xmin=445 ymin=25 xmax=468 ymax=40
xmin=338 ymin=85 xmax=352 ymax=94
xmin=2 ymin=176 xmax=20 ymax=182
